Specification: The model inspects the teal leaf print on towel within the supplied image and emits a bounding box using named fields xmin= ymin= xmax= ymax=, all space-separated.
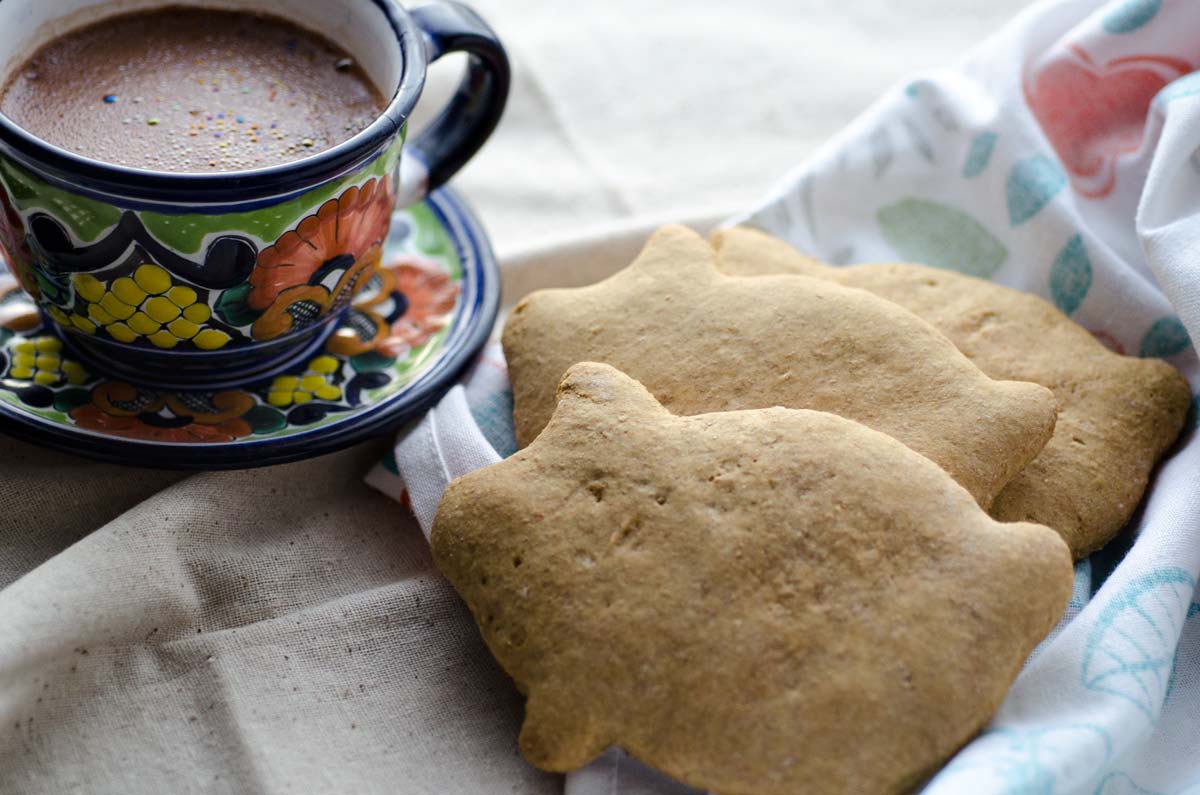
xmin=1095 ymin=771 xmax=1163 ymax=795
xmin=877 ymin=198 xmax=1008 ymax=277
xmin=1050 ymin=235 xmax=1093 ymax=316
xmin=933 ymin=723 xmax=1112 ymax=795
xmin=1007 ymin=155 xmax=1066 ymax=226
xmin=1140 ymin=317 xmax=1191 ymax=358
xmin=1094 ymin=772 xmax=1200 ymax=795
xmin=1102 ymin=0 xmax=1162 ymax=34
xmin=869 ymin=127 xmax=894 ymax=179
xmin=963 ymin=132 xmax=998 ymax=178
xmin=1081 ymin=567 xmax=1196 ymax=720
xmin=902 ymin=117 xmax=935 ymax=162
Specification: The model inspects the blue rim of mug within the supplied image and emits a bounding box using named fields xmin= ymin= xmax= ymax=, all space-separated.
xmin=0 ymin=0 xmax=426 ymax=210
xmin=0 ymin=185 xmax=501 ymax=469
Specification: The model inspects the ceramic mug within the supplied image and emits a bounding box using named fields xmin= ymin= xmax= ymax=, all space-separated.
xmin=0 ymin=0 xmax=508 ymax=389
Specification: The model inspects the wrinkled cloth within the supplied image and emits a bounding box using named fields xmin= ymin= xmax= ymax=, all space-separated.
xmin=373 ymin=0 xmax=1200 ymax=793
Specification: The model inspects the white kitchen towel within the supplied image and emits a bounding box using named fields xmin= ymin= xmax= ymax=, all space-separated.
xmin=370 ymin=0 xmax=1200 ymax=793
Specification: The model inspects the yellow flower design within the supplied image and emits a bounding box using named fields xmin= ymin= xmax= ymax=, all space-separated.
xmin=266 ymin=355 xmax=343 ymax=407
xmin=7 ymin=336 xmax=87 ymax=386
xmin=70 ymin=265 xmax=232 ymax=350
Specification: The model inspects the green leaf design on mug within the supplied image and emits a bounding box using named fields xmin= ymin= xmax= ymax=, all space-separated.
xmin=0 ymin=157 xmax=120 ymax=242
xmin=1139 ymin=316 xmax=1191 ymax=358
xmin=244 ymin=405 xmax=288 ymax=434
xmin=52 ymin=388 xmax=92 ymax=414
xmin=877 ymin=198 xmax=1008 ymax=278
xmin=350 ymin=351 xmax=398 ymax=373
xmin=214 ymin=283 xmax=259 ymax=328
xmin=1007 ymin=155 xmax=1066 ymax=226
xmin=141 ymin=134 xmax=405 ymax=253
xmin=1049 ymin=234 xmax=1092 ymax=316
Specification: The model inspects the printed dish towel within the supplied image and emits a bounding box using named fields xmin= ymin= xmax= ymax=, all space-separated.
xmin=370 ymin=0 xmax=1200 ymax=792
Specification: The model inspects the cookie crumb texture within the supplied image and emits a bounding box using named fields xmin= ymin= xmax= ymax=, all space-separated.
xmin=502 ymin=225 xmax=1058 ymax=509
xmin=714 ymin=226 xmax=1192 ymax=558
xmin=432 ymin=362 xmax=1073 ymax=795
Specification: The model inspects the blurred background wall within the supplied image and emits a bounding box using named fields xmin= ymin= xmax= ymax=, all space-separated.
xmin=412 ymin=0 xmax=1035 ymax=254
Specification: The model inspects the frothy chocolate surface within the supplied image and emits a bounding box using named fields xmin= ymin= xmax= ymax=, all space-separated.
xmin=0 ymin=8 xmax=388 ymax=172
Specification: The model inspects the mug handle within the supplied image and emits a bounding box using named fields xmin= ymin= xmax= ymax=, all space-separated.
xmin=403 ymin=2 xmax=510 ymax=199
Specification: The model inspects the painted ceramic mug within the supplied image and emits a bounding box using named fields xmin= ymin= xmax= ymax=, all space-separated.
xmin=0 ymin=0 xmax=508 ymax=389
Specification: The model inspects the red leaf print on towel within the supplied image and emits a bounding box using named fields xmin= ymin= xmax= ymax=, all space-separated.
xmin=1026 ymin=46 xmax=1190 ymax=198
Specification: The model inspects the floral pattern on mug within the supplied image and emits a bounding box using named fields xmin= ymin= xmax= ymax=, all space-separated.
xmin=328 ymin=255 xmax=460 ymax=358
xmin=70 ymin=382 xmax=255 ymax=443
xmin=248 ymin=176 xmax=396 ymax=317
xmin=382 ymin=257 xmax=460 ymax=356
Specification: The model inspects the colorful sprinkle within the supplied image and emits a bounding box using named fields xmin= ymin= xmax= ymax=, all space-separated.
xmin=103 ymin=94 xmax=118 ymax=103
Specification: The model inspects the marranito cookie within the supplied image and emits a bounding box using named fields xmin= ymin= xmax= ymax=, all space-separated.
xmin=714 ymin=226 xmax=1192 ymax=557
xmin=503 ymin=225 xmax=1058 ymax=507
xmin=432 ymin=362 xmax=1074 ymax=795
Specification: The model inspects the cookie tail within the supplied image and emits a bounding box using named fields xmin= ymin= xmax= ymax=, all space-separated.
xmin=519 ymin=687 xmax=611 ymax=772
xmin=977 ymin=379 xmax=1059 ymax=508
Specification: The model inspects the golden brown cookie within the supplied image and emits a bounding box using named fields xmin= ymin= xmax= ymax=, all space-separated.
xmin=503 ymin=225 xmax=1057 ymax=508
xmin=433 ymin=362 xmax=1074 ymax=795
xmin=714 ymin=226 xmax=1192 ymax=557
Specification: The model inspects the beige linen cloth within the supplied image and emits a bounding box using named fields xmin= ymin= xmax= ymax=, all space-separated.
xmin=0 ymin=1 xmax=1031 ymax=791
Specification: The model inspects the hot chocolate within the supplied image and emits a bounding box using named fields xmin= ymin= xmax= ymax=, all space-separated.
xmin=0 ymin=8 xmax=388 ymax=172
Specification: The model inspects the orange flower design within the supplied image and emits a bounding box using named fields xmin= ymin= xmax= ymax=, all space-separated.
xmin=379 ymin=257 xmax=460 ymax=358
xmin=248 ymin=177 xmax=396 ymax=311
xmin=69 ymin=382 xmax=254 ymax=443
xmin=251 ymin=285 xmax=333 ymax=342
xmin=71 ymin=405 xmax=251 ymax=442
xmin=328 ymin=256 xmax=459 ymax=358
xmin=0 ymin=188 xmax=38 ymax=298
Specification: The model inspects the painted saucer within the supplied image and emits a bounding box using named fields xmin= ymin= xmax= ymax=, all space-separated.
xmin=0 ymin=187 xmax=498 ymax=469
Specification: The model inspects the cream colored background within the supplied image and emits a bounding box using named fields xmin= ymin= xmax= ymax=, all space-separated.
xmin=0 ymin=1 xmax=1030 ymax=792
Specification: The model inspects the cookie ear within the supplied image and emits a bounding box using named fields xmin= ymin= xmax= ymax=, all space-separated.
xmin=624 ymin=224 xmax=719 ymax=282
xmin=554 ymin=362 xmax=667 ymax=419
xmin=712 ymin=226 xmax=828 ymax=278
